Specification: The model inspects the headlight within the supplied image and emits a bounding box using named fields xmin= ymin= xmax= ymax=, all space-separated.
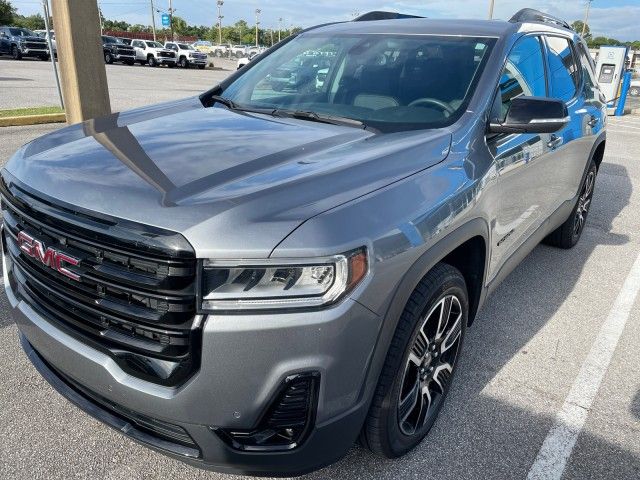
xmin=199 ymin=248 xmax=367 ymax=311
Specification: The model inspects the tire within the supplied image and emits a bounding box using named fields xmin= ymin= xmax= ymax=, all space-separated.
xmin=544 ymin=159 xmax=597 ymax=249
xmin=148 ymin=56 xmax=157 ymax=67
xmin=104 ymin=51 xmax=113 ymax=64
xmin=40 ymin=55 xmax=50 ymax=61
xmin=179 ymin=57 xmax=188 ymax=68
xmin=198 ymin=64 xmax=205 ymax=70
xmin=361 ymin=263 xmax=468 ymax=458
xmin=11 ymin=45 xmax=22 ymax=60
xmin=630 ymin=87 xmax=640 ymax=97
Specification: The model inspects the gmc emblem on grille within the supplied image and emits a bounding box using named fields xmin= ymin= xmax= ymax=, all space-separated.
xmin=17 ymin=231 xmax=81 ymax=282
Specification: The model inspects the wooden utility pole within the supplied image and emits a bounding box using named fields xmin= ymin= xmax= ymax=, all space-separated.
xmin=150 ymin=0 xmax=157 ymax=42
xmin=50 ymin=0 xmax=111 ymax=124
xmin=169 ymin=0 xmax=174 ymax=40
xmin=582 ymin=0 xmax=593 ymax=37
xmin=488 ymin=0 xmax=495 ymax=19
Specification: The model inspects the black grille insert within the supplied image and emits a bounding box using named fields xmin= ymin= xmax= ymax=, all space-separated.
xmin=214 ymin=373 xmax=319 ymax=452
xmin=1 ymin=177 xmax=199 ymax=385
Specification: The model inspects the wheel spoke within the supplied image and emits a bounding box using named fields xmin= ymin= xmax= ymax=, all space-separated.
xmin=441 ymin=312 xmax=462 ymax=353
xmin=583 ymin=198 xmax=591 ymax=213
xmin=419 ymin=384 xmax=433 ymax=427
xmin=407 ymin=351 xmax=422 ymax=367
xmin=399 ymin=378 xmax=421 ymax=424
xmin=435 ymin=297 xmax=453 ymax=340
xmin=433 ymin=363 xmax=453 ymax=394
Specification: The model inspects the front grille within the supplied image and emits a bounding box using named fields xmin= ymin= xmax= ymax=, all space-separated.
xmin=117 ymin=48 xmax=134 ymax=56
xmin=1 ymin=177 xmax=199 ymax=386
xmin=160 ymin=51 xmax=175 ymax=58
xmin=25 ymin=42 xmax=47 ymax=50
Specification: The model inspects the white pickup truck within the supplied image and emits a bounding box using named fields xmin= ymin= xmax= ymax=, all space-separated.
xmin=164 ymin=42 xmax=208 ymax=69
xmin=131 ymin=40 xmax=177 ymax=67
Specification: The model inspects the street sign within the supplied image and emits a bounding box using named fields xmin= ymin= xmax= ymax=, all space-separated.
xmin=161 ymin=14 xmax=170 ymax=27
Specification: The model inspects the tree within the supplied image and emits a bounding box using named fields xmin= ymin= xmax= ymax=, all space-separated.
xmin=571 ymin=20 xmax=591 ymax=40
xmin=13 ymin=13 xmax=46 ymax=31
xmin=0 ymin=0 xmax=15 ymax=25
xmin=171 ymin=15 xmax=188 ymax=36
xmin=588 ymin=36 xmax=623 ymax=48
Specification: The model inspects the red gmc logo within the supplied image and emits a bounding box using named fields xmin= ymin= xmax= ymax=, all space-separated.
xmin=17 ymin=231 xmax=81 ymax=282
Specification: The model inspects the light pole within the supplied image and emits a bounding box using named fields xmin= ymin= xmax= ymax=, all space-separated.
xmin=255 ymin=9 xmax=261 ymax=47
xmin=150 ymin=0 xmax=157 ymax=41
xmin=168 ymin=0 xmax=175 ymax=40
xmin=278 ymin=17 xmax=282 ymax=42
xmin=488 ymin=0 xmax=495 ymax=20
xmin=217 ymin=0 xmax=223 ymax=45
xmin=41 ymin=0 xmax=63 ymax=109
xmin=582 ymin=0 xmax=594 ymax=37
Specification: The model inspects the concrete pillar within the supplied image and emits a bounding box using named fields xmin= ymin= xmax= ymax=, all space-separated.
xmin=50 ymin=0 xmax=111 ymax=124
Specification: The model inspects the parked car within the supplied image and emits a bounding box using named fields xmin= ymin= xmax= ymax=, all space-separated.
xmin=0 ymin=26 xmax=49 ymax=60
xmin=101 ymin=35 xmax=135 ymax=65
xmin=131 ymin=39 xmax=177 ymax=67
xmin=230 ymin=44 xmax=249 ymax=57
xmin=192 ymin=40 xmax=214 ymax=54
xmin=164 ymin=41 xmax=207 ymax=68
xmin=33 ymin=29 xmax=56 ymax=56
xmin=237 ymin=51 xmax=258 ymax=69
xmin=630 ymin=79 xmax=640 ymax=97
xmin=2 ymin=9 xmax=606 ymax=477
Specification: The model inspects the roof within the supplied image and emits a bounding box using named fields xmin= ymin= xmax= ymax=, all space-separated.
xmin=309 ymin=16 xmax=573 ymax=39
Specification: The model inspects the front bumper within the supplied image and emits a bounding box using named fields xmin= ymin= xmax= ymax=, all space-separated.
xmin=6 ymin=263 xmax=380 ymax=475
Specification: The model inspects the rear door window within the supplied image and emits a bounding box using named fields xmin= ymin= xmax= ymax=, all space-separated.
xmin=545 ymin=36 xmax=580 ymax=102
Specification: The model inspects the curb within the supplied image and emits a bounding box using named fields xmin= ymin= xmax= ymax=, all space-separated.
xmin=0 ymin=113 xmax=66 ymax=127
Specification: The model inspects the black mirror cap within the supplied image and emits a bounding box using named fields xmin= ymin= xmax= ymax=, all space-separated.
xmin=489 ymin=97 xmax=569 ymax=134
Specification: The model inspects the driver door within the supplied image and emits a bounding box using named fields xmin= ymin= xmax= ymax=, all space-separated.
xmin=487 ymin=35 xmax=558 ymax=280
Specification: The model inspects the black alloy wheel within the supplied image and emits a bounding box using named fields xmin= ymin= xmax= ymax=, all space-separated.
xmin=397 ymin=294 xmax=463 ymax=436
xmin=12 ymin=45 xmax=22 ymax=60
xmin=360 ymin=263 xmax=468 ymax=458
xmin=572 ymin=165 xmax=596 ymax=242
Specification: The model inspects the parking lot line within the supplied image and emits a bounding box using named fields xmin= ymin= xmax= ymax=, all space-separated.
xmin=526 ymin=249 xmax=640 ymax=480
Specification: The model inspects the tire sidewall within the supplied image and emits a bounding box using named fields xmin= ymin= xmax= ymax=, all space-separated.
xmin=571 ymin=161 xmax=598 ymax=245
xmin=382 ymin=273 xmax=468 ymax=456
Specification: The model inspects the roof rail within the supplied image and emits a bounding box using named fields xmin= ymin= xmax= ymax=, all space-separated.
xmin=353 ymin=11 xmax=424 ymax=22
xmin=509 ymin=8 xmax=571 ymax=30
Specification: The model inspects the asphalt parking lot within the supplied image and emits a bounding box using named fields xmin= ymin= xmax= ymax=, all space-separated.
xmin=0 ymin=57 xmax=235 ymax=112
xmin=1 ymin=61 xmax=640 ymax=480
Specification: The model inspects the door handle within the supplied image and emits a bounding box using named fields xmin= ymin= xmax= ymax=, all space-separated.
xmin=587 ymin=115 xmax=599 ymax=127
xmin=547 ymin=135 xmax=563 ymax=150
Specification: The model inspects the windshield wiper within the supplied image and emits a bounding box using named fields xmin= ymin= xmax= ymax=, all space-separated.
xmin=273 ymin=110 xmax=367 ymax=130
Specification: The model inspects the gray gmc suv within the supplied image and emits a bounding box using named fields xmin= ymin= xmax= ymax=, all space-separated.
xmin=2 ymin=9 xmax=606 ymax=476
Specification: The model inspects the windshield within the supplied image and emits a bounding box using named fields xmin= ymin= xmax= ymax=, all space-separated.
xmin=9 ymin=28 xmax=35 ymax=37
xmin=221 ymin=33 xmax=495 ymax=132
xmin=146 ymin=41 xmax=162 ymax=48
xmin=178 ymin=43 xmax=193 ymax=50
xmin=102 ymin=36 xmax=119 ymax=44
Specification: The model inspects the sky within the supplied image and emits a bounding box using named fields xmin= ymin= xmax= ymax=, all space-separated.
xmin=10 ymin=0 xmax=640 ymax=41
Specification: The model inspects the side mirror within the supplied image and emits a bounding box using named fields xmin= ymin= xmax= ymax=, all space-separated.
xmin=489 ymin=97 xmax=569 ymax=134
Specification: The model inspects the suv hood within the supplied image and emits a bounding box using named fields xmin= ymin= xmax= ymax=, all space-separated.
xmin=4 ymin=98 xmax=451 ymax=258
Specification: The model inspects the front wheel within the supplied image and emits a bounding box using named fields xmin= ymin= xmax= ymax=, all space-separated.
xmin=12 ymin=45 xmax=22 ymax=60
xmin=179 ymin=57 xmax=188 ymax=68
xmin=361 ymin=263 xmax=467 ymax=458
xmin=544 ymin=159 xmax=597 ymax=249
xmin=104 ymin=51 xmax=113 ymax=64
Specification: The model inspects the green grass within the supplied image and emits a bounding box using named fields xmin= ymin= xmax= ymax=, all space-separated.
xmin=0 ymin=106 xmax=64 ymax=118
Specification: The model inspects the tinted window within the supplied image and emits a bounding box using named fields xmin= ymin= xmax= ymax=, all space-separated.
xmin=221 ymin=34 xmax=494 ymax=132
xmin=496 ymin=36 xmax=546 ymax=119
xmin=9 ymin=28 xmax=35 ymax=37
xmin=576 ymin=42 xmax=598 ymax=100
xmin=546 ymin=36 xmax=579 ymax=102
